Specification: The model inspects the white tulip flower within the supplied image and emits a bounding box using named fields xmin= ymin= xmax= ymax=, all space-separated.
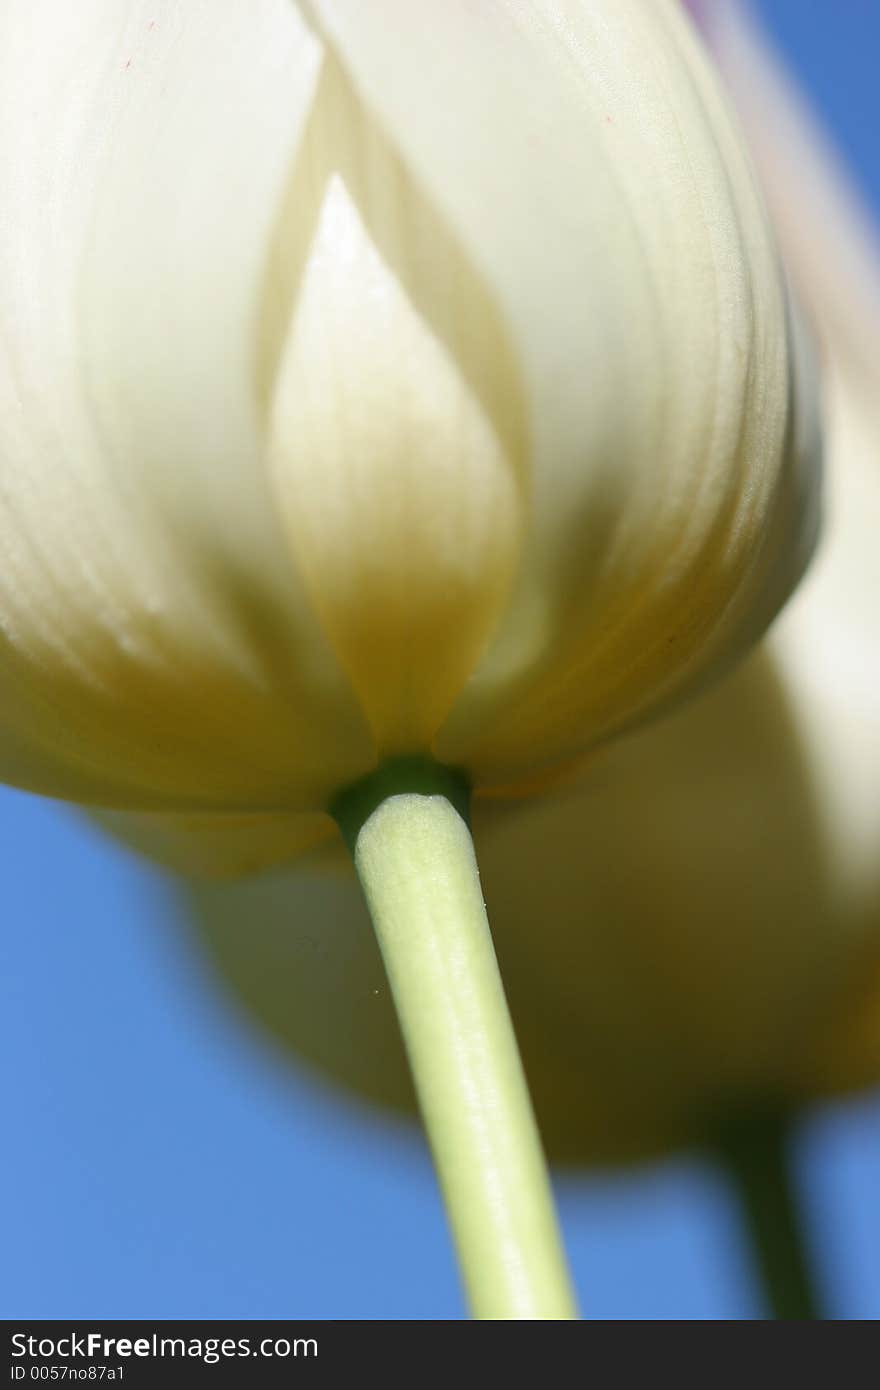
xmin=0 ymin=0 xmax=817 ymax=847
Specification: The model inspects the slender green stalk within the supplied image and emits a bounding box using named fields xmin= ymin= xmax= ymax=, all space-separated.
xmin=714 ymin=1108 xmax=823 ymax=1320
xmin=332 ymin=757 xmax=578 ymax=1321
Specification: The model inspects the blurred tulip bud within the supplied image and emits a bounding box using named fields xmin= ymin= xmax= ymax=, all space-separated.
xmin=0 ymin=0 xmax=817 ymax=861
xmin=184 ymin=4 xmax=880 ymax=1162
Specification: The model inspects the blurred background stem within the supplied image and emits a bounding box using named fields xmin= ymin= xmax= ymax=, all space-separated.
xmin=713 ymin=1107 xmax=823 ymax=1320
xmin=332 ymin=757 xmax=577 ymax=1320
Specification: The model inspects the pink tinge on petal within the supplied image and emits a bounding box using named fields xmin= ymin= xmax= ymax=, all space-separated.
xmin=681 ymin=0 xmax=709 ymax=30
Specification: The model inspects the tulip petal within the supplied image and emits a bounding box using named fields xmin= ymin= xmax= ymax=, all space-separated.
xmin=263 ymin=55 xmax=526 ymax=752
xmin=303 ymin=0 xmax=819 ymax=785
xmin=690 ymin=0 xmax=880 ymax=396
xmin=93 ymin=806 xmax=337 ymax=879
xmin=0 ymin=0 xmax=373 ymax=811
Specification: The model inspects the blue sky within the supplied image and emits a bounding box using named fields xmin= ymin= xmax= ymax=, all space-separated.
xmin=3 ymin=3 xmax=879 ymax=1320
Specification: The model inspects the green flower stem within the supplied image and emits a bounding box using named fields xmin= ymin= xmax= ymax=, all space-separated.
xmin=332 ymin=757 xmax=578 ymax=1321
xmin=714 ymin=1109 xmax=823 ymax=1320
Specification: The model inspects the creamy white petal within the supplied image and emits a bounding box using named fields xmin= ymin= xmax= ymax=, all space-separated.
xmin=264 ymin=55 xmax=526 ymax=752
xmin=0 ymin=0 xmax=373 ymax=811
xmin=691 ymin=0 xmax=880 ymax=394
xmin=303 ymin=0 xmax=819 ymax=786
xmin=93 ymin=806 xmax=336 ymax=879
